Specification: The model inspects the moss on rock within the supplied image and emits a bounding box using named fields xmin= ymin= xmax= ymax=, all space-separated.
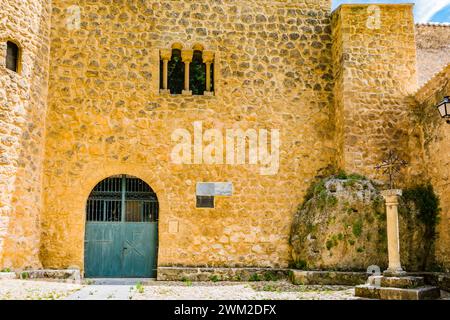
xmin=290 ymin=174 xmax=439 ymax=271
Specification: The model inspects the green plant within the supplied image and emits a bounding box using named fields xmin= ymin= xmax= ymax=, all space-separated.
xmin=135 ymin=282 xmax=144 ymax=294
xmin=402 ymin=184 xmax=440 ymax=231
xmin=328 ymin=195 xmax=338 ymax=207
xmin=303 ymin=179 xmax=326 ymax=204
xmin=402 ymin=183 xmax=441 ymax=269
xmin=335 ymin=170 xmax=348 ymax=179
xmin=1 ymin=268 xmax=11 ymax=273
xmin=20 ymin=272 xmax=30 ymax=280
xmin=209 ymin=275 xmax=220 ymax=282
xmin=263 ymin=272 xmax=279 ymax=281
xmin=262 ymin=284 xmax=279 ymax=292
xmin=182 ymin=277 xmax=192 ymax=286
xmin=326 ymin=239 xmax=334 ymax=250
xmin=249 ymin=273 xmax=262 ymax=282
xmin=347 ymin=173 xmax=367 ymax=181
xmin=352 ymin=220 xmax=363 ymax=237
xmin=293 ymin=260 xmax=307 ymax=270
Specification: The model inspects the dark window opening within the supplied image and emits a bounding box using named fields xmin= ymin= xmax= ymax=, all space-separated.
xmin=190 ymin=50 xmax=206 ymax=95
xmin=196 ymin=196 xmax=215 ymax=208
xmin=168 ymin=49 xmax=184 ymax=95
xmin=6 ymin=41 xmax=20 ymax=73
xmin=210 ymin=62 xmax=215 ymax=92
xmin=159 ymin=60 xmax=163 ymax=90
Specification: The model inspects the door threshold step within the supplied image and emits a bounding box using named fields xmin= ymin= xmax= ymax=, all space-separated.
xmin=84 ymin=278 xmax=156 ymax=285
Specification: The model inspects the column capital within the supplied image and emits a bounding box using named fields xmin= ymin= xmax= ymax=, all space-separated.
xmin=160 ymin=49 xmax=172 ymax=61
xmin=181 ymin=49 xmax=193 ymax=62
xmin=381 ymin=189 xmax=402 ymax=205
xmin=203 ymin=51 xmax=215 ymax=64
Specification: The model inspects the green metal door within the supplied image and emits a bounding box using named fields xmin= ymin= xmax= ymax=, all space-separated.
xmin=84 ymin=175 xmax=158 ymax=278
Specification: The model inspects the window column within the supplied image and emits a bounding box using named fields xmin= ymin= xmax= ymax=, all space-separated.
xmin=181 ymin=49 xmax=193 ymax=96
xmin=160 ymin=49 xmax=172 ymax=94
xmin=203 ymin=51 xmax=214 ymax=96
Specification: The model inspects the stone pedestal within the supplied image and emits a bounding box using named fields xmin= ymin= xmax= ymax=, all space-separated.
xmin=354 ymin=189 xmax=441 ymax=300
xmin=355 ymin=275 xmax=440 ymax=300
xmin=381 ymin=189 xmax=406 ymax=276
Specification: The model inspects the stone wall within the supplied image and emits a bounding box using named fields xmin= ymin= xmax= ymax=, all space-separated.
xmin=1 ymin=0 xmax=447 ymax=274
xmin=332 ymin=4 xmax=418 ymax=179
xmin=0 ymin=0 xmax=51 ymax=269
xmin=40 ymin=0 xmax=336 ymax=270
xmin=412 ymin=64 xmax=450 ymax=271
xmin=415 ymin=24 xmax=450 ymax=87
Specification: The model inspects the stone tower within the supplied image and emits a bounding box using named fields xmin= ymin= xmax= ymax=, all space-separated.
xmin=0 ymin=0 xmax=52 ymax=269
xmin=332 ymin=4 xmax=418 ymax=177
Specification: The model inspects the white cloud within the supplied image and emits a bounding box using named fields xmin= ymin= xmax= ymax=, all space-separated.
xmin=332 ymin=0 xmax=450 ymax=22
xmin=414 ymin=0 xmax=450 ymax=22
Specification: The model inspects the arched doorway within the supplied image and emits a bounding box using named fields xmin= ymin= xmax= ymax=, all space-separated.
xmin=84 ymin=175 xmax=158 ymax=278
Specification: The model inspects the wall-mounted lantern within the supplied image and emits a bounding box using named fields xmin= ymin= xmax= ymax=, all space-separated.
xmin=436 ymin=96 xmax=450 ymax=124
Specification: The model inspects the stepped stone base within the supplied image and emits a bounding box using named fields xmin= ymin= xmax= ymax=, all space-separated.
xmin=381 ymin=276 xmax=424 ymax=289
xmin=355 ymin=275 xmax=441 ymax=300
xmin=356 ymin=285 xmax=440 ymax=300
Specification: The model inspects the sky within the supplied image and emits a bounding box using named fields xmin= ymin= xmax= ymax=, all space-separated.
xmin=332 ymin=0 xmax=450 ymax=23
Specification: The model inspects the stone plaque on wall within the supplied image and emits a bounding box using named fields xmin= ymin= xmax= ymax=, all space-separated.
xmin=196 ymin=182 xmax=233 ymax=196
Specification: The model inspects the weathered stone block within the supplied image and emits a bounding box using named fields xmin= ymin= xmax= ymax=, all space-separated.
xmin=157 ymin=267 xmax=289 ymax=282
xmin=355 ymin=285 xmax=381 ymax=299
xmin=290 ymin=270 xmax=368 ymax=286
xmin=381 ymin=276 xmax=425 ymax=289
xmin=379 ymin=286 xmax=441 ymax=300
xmin=355 ymin=284 xmax=441 ymax=300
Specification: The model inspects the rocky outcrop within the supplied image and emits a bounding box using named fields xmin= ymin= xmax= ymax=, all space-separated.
xmin=290 ymin=175 xmax=436 ymax=271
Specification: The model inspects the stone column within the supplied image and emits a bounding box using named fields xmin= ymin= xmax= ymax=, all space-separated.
xmin=160 ymin=49 xmax=172 ymax=94
xmin=381 ymin=189 xmax=406 ymax=276
xmin=203 ymin=51 xmax=214 ymax=96
xmin=181 ymin=49 xmax=193 ymax=95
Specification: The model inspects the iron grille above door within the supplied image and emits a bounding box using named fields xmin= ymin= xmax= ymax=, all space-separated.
xmin=86 ymin=175 xmax=159 ymax=223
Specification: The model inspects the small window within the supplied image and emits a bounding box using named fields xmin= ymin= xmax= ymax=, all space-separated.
xmin=160 ymin=45 xmax=215 ymax=96
xmin=190 ymin=50 xmax=206 ymax=95
xmin=168 ymin=49 xmax=184 ymax=95
xmin=6 ymin=41 xmax=20 ymax=73
xmin=196 ymin=196 xmax=214 ymax=208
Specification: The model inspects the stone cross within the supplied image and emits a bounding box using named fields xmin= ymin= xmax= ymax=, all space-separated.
xmin=375 ymin=150 xmax=407 ymax=189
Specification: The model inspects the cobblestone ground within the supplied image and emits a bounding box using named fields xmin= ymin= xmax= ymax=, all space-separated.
xmin=0 ymin=280 xmax=356 ymax=300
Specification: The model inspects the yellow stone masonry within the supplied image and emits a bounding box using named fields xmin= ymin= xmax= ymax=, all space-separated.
xmin=332 ymin=4 xmax=418 ymax=179
xmin=413 ymin=64 xmax=450 ymax=269
xmin=41 ymin=0 xmax=335 ymax=270
xmin=0 ymin=0 xmax=51 ymax=269
xmin=0 ymin=1 xmax=449 ymax=272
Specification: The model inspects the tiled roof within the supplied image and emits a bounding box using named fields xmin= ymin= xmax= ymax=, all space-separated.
xmin=416 ymin=22 xmax=450 ymax=27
